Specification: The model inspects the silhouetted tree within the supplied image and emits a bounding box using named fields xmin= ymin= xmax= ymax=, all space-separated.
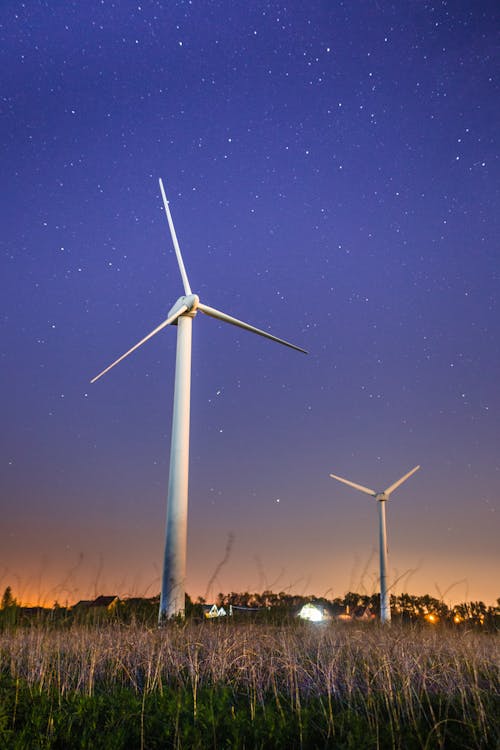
xmin=1 ymin=586 xmax=16 ymax=609
xmin=0 ymin=586 xmax=18 ymax=627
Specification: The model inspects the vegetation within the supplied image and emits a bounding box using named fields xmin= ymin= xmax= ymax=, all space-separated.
xmin=0 ymin=616 xmax=498 ymax=749
xmin=1 ymin=586 xmax=497 ymax=747
xmin=2 ymin=585 xmax=498 ymax=629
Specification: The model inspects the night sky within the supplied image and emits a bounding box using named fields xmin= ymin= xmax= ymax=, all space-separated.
xmin=1 ymin=1 xmax=498 ymax=607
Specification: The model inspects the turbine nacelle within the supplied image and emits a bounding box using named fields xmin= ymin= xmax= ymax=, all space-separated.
xmin=376 ymin=492 xmax=388 ymax=502
xmin=168 ymin=294 xmax=199 ymax=319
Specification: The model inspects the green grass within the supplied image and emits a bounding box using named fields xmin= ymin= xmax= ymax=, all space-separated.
xmin=0 ymin=622 xmax=498 ymax=748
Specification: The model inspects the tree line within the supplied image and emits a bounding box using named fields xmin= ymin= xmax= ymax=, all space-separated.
xmin=1 ymin=585 xmax=498 ymax=629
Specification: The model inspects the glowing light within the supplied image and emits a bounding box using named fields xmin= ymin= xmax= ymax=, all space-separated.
xmin=298 ymin=603 xmax=327 ymax=622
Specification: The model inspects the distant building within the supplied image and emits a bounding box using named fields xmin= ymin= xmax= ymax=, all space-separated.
xmin=72 ymin=595 xmax=119 ymax=617
xmin=335 ymin=604 xmax=376 ymax=622
xmin=203 ymin=604 xmax=229 ymax=618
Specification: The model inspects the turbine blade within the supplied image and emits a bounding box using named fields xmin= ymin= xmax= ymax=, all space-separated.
xmin=158 ymin=178 xmax=192 ymax=296
xmin=329 ymin=473 xmax=377 ymax=497
xmin=197 ymin=302 xmax=307 ymax=354
xmin=384 ymin=465 xmax=420 ymax=496
xmin=91 ymin=305 xmax=188 ymax=383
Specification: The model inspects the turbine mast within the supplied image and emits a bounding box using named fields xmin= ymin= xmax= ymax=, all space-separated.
xmin=378 ymin=499 xmax=390 ymax=624
xmin=159 ymin=313 xmax=193 ymax=621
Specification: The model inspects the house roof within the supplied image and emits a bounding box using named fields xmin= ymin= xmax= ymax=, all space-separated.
xmin=202 ymin=604 xmax=228 ymax=617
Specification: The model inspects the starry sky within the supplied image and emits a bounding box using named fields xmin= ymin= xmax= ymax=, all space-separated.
xmin=1 ymin=1 xmax=498 ymax=607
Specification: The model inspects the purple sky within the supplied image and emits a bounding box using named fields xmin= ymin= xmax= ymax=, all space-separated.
xmin=1 ymin=1 xmax=498 ymax=606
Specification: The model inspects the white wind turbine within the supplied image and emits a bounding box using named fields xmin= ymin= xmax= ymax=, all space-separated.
xmin=92 ymin=179 xmax=307 ymax=622
xmin=329 ymin=465 xmax=420 ymax=624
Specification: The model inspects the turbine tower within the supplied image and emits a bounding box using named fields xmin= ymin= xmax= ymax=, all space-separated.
xmin=92 ymin=179 xmax=307 ymax=622
xmin=329 ymin=465 xmax=420 ymax=624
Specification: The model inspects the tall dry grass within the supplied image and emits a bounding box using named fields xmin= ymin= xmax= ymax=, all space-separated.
xmin=0 ymin=621 xmax=498 ymax=748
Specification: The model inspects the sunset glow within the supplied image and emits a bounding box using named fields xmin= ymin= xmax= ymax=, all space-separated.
xmin=2 ymin=2 xmax=498 ymax=608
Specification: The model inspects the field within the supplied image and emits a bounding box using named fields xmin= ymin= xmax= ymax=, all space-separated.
xmin=0 ymin=620 xmax=498 ymax=749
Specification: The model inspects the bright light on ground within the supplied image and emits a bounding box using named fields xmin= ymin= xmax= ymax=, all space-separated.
xmin=298 ymin=603 xmax=326 ymax=622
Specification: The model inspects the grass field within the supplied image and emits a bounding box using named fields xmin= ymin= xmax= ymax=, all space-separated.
xmin=0 ymin=620 xmax=498 ymax=749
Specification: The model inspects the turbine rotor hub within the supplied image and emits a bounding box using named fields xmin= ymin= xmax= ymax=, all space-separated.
xmin=182 ymin=293 xmax=199 ymax=313
xmin=377 ymin=493 xmax=388 ymax=502
xmin=168 ymin=294 xmax=199 ymax=318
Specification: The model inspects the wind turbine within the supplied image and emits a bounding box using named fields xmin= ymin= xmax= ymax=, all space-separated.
xmin=329 ymin=465 xmax=420 ymax=624
xmin=91 ymin=179 xmax=307 ymax=622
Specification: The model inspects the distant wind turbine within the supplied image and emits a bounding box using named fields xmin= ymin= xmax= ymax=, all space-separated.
xmin=92 ymin=179 xmax=307 ymax=622
xmin=329 ymin=465 xmax=420 ymax=624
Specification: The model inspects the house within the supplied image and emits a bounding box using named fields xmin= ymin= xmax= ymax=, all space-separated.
xmin=72 ymin=595 xmax=120 ymax=619
xmin=334 ymin=604 xmax=376 ymax=622
xmin=202 ymin=604 xmax=229 ymax=618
